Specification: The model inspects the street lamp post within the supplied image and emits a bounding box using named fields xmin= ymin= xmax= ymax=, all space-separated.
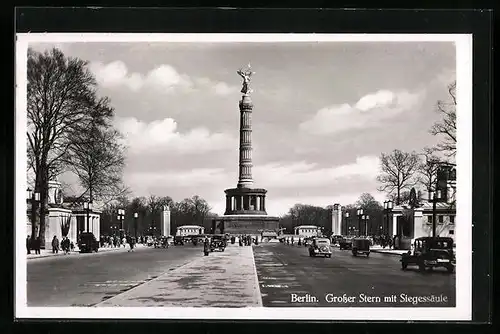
xmin=363 ymin=215 xmax=370 ymax=236
xmin=117 ymin=209 xmax=125 ymax=237
xmin=83 ymin=201 xmax=93 ymax=232
xmin=356 ymin=208 xmax=364 ymax=236
xmin=383 ymin=200 xmax=393 ymax=236
xmin=344 ymin=212 xmax=350 ymax=237
xmin=27 ymin=188 xmax=41 ymax=243
xmin=429 ymin=190 xmax=442 ymax=237
xmin=134 ymin=212 xmax=138 ymax=240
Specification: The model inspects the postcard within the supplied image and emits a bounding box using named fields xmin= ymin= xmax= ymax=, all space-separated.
xmin=16 ymin=33 xmax=472 ymax=321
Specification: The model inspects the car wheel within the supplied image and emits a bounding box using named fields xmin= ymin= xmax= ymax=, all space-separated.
xmin=328 ymin=254 xmax=332 ymax=258
xmin=401 ymin=261 xmax=408 ymax=270
xmin=366 ymin=252 xmax=370 ymax=257
xmin=352 ymin=250 xmax=357 ymax=256
xmin=446 ymin=264 xmax=454 ymax=273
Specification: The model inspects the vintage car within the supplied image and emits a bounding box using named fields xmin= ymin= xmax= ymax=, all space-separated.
xmin=210 ymin=235 xmax=227 ymax=252
xmin=339 ymin=237 xmax=353 ymax=250
xmin=173 ymin=236 xmax=185 ymax=246
xmin=154 ymin=236 xmax=169 ymax=248
xmin=77 ymin=232 xmax=99 ymax=253
xmin=401 ymin=237 xmax=455 ymax=273
xmin=308 ymin=237 xmax=332 ymax=258
xmin=331 ymin=235 xmax=343 ymax=245
xmin=303 ymin=237 xmax=313 ymax=247
xmin=352 ymin=237 xmax=370 ymax=257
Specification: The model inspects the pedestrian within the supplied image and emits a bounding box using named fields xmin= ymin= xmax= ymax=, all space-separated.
xmin=52 ymin=235 xmax=59 ymax=254
xmin=203 ymin=236 xmax=210 ymax=256
xmin=127 ymin=236 xmax=134 ymax=252
xmin=70 ymin=240 xmax=75 ymax=252
xmin=26 ymin=235 xmax=31 ymax=255
xmin=62 ymin=236 xmax=70 ymax=254
xmin=34 ymin=236 xmax=41 ymax=254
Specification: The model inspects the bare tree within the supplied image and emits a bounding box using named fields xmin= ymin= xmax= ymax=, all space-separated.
xmin=64 ymin=114 xmax=127 ymax=204
xmin=430 ymin=81 xmax=456 ymax=157
xmin=417 ymin=147 xmax=442 ymax=193
xmin=27 ymin=47 xmax=104 ymax=244
xmin=376 ymin=149 xmax=421 ymax=205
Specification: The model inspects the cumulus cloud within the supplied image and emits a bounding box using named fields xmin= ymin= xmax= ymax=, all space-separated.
xmin=90 ymin=61 xmax=237 ymax=95
xmin=254 ymin=155 xmax=380 ymax=189
xmin=116 ymin=117 xmax=236 ymax=154
xmin=299 ymin=89 xmax=424 ymax=135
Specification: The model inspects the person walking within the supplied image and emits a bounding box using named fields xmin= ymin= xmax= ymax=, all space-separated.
xmin=34 ymin=236 xmax=41 ymax=254
xmin=62 ymin=237 xmax=70 ymax=255
xmin=26 ymin=235 xmax=31 ymax=255
xmin=51 ymin=235 xmax=59 ymax=254
xmin=203 ymin=236 xmax=210 ymax=256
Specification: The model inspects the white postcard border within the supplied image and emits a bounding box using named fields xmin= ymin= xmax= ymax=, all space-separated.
xmin=15 ymin=33 xmax=472 ymax=321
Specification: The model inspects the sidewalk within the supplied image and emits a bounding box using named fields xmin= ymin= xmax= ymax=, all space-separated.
xmin=95 ymin=244 xmax=261 ymax=307
xmin=370 ymin=246 xmax=408 ymax=256
xmin=27 ymin=244 xmax=146 ymax=260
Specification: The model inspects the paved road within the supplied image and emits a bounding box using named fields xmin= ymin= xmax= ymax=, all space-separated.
xmin=27 ymin=245 xmax=203 ymax=307
xmin=253 ymin=243 xmax=456 ymax=307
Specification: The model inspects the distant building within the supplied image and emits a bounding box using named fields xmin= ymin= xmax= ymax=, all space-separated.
xmin=391 ymin=201 xmax=456 ymax=242
xmin=294 ymin=225 xmax=321 ymax=237
xmin=26 ymin=179 xmax=101 ymax=250
xmin=176 ymin=225 xmax=205 ymax=236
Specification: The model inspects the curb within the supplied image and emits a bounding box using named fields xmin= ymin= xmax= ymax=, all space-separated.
xmin=250 ymin=246 xmax=263 ymax=307
xmin=27 ymin=245 xmax=147 ymax=261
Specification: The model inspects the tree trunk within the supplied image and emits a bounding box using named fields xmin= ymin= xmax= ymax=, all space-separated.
xmin=37 ymin=166 xmax=48 ymax=249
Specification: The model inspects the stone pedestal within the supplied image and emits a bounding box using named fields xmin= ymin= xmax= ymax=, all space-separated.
xmin=213 ymin=215 xmax=280 ymax=236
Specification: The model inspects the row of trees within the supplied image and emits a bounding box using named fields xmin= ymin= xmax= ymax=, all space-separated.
xmin=27 ymin=48 xmax=127 ymax=241
xmin=278 ymin=193 xmax=384 ymax=236
xmin=376 ymin=81 xmax=456 ymax=205
xmin=99 ymin=195 xmax=217 ymax=237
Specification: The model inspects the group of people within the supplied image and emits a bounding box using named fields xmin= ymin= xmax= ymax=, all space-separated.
xmin=50 ymin=235 xmax=74 ymax=254
xmin=235 ymin=235 xmax=256 ymax=246
xmin=26 ymin=235 xmax=75 ymax=255
xmin=99 ymin=235 xmax=138 ymax=251
xmin=100 ymin=235 xmax=128 ymax=248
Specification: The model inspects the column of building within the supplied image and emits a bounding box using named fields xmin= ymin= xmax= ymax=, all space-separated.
xmin=238 ymin=95 xmax=253 ymax=188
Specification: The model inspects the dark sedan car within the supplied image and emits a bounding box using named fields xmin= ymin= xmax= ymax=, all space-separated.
xmin=77 ymin=232 xmax=99 ymax=253
xmin=401 ymin=237 xmax=455 ymax=273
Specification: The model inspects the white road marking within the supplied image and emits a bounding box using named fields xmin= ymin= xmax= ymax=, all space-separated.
xmin=261 ymin=284 xmax=289 ymax=288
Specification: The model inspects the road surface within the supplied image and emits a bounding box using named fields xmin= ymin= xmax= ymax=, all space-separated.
xmin=253 ymin=243 xmax=456 ymax=307
xmin=27 ymin=245 xmax=203 ymax=306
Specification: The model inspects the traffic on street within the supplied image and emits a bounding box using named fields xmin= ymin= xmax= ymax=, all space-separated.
xmin=254 ymin=242 xmax=455 ymax=307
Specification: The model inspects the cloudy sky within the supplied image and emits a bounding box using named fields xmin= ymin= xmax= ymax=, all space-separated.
xmin=30 ymin=41 xmax=456 ymax=216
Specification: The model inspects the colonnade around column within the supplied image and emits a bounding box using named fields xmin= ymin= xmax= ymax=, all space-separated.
xmin=226 ymin=194 xmax=266 ymax=212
